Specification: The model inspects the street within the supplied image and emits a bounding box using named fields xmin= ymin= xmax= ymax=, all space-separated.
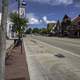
xmin=24 ymin=35 xmax=80 ymax=80
xmin=32 ymin=35 xmax=80 ymax=55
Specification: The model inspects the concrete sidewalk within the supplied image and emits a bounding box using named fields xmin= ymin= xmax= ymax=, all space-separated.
xmin=23 ymin=36 xmax=80 ymax=80
xmin=6 ymin=40 xmax=14 ymax=49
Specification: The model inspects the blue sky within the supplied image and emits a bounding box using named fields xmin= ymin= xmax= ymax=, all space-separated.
xmin=3 ymin=0 xmax=80 ymax=28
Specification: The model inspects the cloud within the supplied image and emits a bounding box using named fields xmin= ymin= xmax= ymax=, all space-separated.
xmin=27 ymin=13 xmax=40 ymax=24
xmin=27 ymin=13 xmax=56 ymax=25
xmin=29 ymin=17 xmax=40 ymax=24
xmin=42 ymin=16 xmax=56 ymax=24
xmin=28 ymin=0 xmax=80 ymax=7
xmin=28 ymin=0 xmax=73 ymax=5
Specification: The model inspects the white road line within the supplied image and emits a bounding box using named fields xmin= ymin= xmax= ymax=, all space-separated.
xmin=47 ymin=38 xmax=80 ymax=48
xmin=33 ymin=38 xmax=80 ymax=58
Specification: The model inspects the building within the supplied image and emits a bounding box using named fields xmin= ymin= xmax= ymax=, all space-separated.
xmin=49 ymin=20 xmax=62 ymax=36
xmin=47 ymin=23 xmax=56 ymax=33
xmin=6 ymin=18 xmax=18 ymax=39
xmin=47 ymin=22 xmax=57 ymax=36
xmin=68 ymin=15 xmax=80 ymax=37
xmin=8 ymin=0 xmax=26 ymax=39
xmin=47 ymin=14 xmax=80 ymax=38
xmin=0 ymin=13 xmax=14 ymax=39
xmin=61 ymin=15 xmax=71 ymax=36
xmin=0 ymin=0 xmax=26 ymax=39
xmin=53 ymin=20 xmax=62 ymax=36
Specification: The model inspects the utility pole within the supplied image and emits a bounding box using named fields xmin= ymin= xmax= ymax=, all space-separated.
xmin=0 ymin=0 xmax=8 ymax=80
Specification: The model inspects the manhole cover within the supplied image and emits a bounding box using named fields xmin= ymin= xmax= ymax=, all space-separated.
xmin=31 ymin=40 xmax=37 ymax=44
xmin=54 ymin=53 xmax=65 ymax=58
xmin=39 ymin=45 xmax=44 ymax=48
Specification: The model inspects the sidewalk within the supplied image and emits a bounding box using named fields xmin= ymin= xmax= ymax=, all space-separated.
xmin=5 ymin=43 xmax=30 ymax=80
xmin=6 ymin=40 xmax=14 ymax=49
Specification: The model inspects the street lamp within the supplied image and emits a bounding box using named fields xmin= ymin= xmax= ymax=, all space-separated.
xmin=16 ymin=0 xmax=22 ymax=54
xmin=16 ymin=0 xmax=21 ymax=39
xmin=16 ymin=0 xmax=26 ymax=54
xmin=20 ymin=0 xmax=26 ymax=18
xmin=16 ymin=0 xmax=26 ymax=38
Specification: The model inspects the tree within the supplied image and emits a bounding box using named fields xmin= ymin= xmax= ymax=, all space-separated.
xmin=61 ymin=14 xmax=71 ymax=36
xmin=0 ymin=0 xmax=8 ymax=80
xmin=40 ymin=28 xmax=48 ymax=34
xmin=10 ymin=12 xmax=28 ymax=39
xmin=26 ymin=28 xmax=32 ymax=34
xmin=32 ymin=28 xmax=40 ymax=33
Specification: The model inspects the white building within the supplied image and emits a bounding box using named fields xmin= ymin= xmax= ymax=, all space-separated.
xmin=0 ymin=0 xmax=26 ymax=39
xmin=7 ymin=19 xmax=18 ymax=39
xmin=0 ymin=13 xmax=17 ymax=39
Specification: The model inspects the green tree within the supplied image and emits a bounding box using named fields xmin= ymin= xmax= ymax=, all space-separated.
xmin=61 ymin=14 xmax=71 ymax=36
xmin=26 ymin=28 xmax=32 ymax=34
xmin=32 ymin=28 xmax=40 ymax=33
xmin=10 ymin=12 xmax=28 ymax=38
xmin=41 ymin=28 xmax=48 ymax=34
xmin=0 ymin=0 xmax=8 ymax=80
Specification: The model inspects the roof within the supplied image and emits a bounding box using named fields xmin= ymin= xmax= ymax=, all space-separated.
xmin=73 ymin=15 xmax=80 ymax=24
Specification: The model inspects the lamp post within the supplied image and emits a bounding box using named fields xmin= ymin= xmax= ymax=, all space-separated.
xmin=16 ymin=0 xmax=26 ymax=54
xmin=16 ymin=0 xmax=22 ymax=54
xmin=16 ymin=0 xmax=21 ymax=39
xmin=20 ymin=0 xmax=26 ymax=54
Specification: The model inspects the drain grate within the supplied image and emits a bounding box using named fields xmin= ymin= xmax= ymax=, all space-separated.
xmin=54 ymin=53 xmax=65 ymax=58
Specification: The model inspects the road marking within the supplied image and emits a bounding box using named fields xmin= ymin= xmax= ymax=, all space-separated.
xmin=33 ymin=38 xmax=80 ymax=58
xmin=47 ymin=38 xmax=80 ymax=48
xmin=34 ymin=35 xmax=80 ymax=44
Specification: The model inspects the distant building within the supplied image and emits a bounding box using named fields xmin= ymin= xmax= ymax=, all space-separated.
xmin=61 ymin=15 xmax=71 ymax=36
xmin=54 ymin=20 xmax=62 ymax=36
xmin=69 ymin=15 xmax=80 ymax=37
xmin=48 ymin=15 xmax=80 ymax=38
xmin=50 ymin=15 xmax=72 ymax=37
xmin=47 ymin=23 xmax=56 ymax=33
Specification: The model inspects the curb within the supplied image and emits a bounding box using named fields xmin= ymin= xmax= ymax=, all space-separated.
xmin=23 ymin=38 xmax=31 ymax=80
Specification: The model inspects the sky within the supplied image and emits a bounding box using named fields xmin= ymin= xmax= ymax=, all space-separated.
xmin=0 ymin=0 xmax=80 ymax=28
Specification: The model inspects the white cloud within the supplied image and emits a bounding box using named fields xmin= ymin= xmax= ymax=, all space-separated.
xmin=42 ymin=16 xmax=56 ymax=24
xmin=29 ymin=17 xmax=40 ymax=24
xmin=58 ymin=0 xmax=73 ymax=4
xmin=27 ymin=13 xmax=40 ymax=24
xmin=29 ymin=0 xmax=73 ymax=5
xmin=27 ymin=13 xmax=56 ymax=25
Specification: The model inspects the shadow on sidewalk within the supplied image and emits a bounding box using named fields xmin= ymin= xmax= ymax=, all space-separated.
xmin=5 ymin=43 xmax=30 ymax=80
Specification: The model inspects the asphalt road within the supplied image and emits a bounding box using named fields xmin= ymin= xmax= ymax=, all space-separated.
xmin=32 ymin=35 xmax=80 ymax=55
xmin=24 ymin=35 xmax=80 ymax=80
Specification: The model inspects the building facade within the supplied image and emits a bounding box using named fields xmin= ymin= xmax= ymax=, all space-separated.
xmin=8 ymin=0 xmax=26 ymax=39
